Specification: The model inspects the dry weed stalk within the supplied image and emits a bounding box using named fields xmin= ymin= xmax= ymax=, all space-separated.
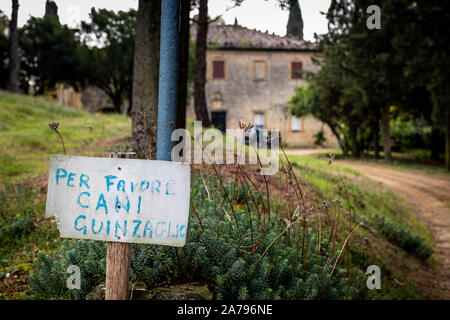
xmin=87 ymin=124 xmax=96 ymax=137
xmin=48 ymin=122 xmax=66 ymax=155
xmin=190 ymin=133 xmax=238 ymax=227
xmin=186 ymin=121 xmax=359 ymax=280
xmin=330 ymin=225 xmax=360 ymax=277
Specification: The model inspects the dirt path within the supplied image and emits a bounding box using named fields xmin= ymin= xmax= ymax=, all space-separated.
xmin=288 ymin=149 xmax=450 ymax=298
xmin=335 ymin=160 xmax=450 ymax=298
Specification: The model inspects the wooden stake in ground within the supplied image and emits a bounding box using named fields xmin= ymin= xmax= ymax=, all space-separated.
xmin=105 ymin=152 xmax=136 ymax=300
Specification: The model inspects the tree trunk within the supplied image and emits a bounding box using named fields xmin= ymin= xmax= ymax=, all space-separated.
xmin=112 ymin=93 xmax=122 ymax=113
xmin=131 ymin=0 xmax=161 ymax=159
xmin=372 ymin=117 xmax=380 ymax=159
xmin=445 ymin=107 xmax=450 ymax=170
xmin=348 ymin=120 xmax=360 ymax=158
xmin=327 ymin=121 xmax=347 ymax=155
xmin=193 ymin=0 xmax=211 ymax=126
xmin=430 ymin=125 xmax=441 ymax=161
xmin=8 ymin=0 xmax=20 ymax=93
xmin=381 ymin=103 xmax=392 ymax=162
xmin=177 ymin=0 xmax=190 ymax=130
xmin=127 ymin=89 xmax=133 ymax=116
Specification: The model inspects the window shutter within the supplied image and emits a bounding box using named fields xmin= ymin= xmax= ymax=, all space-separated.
xmin=213 ymin=61 xmax=225 ymax=79
xmin=291 ymin=116 xmax=302 ymax=131
xmin=291 ymin=62 xmax=303 ymax=79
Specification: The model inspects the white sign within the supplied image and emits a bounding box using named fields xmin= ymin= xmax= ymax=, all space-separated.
xmin=45 ymin=155 xmax=191 ymax=247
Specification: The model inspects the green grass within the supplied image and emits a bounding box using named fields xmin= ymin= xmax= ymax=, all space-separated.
xmin=286 ymin=155 xmax=436 ymax=299
xmin=389 ymin=159 xmax=450 ymax=175
xmin=0 ymin=90 xmax=131 ymax=185
xmin=0 ymin=91 xmax=132 ymax=299
xmin=0 ymin=91 xmax=437 ymax=299
xmin=287 ymin=155 xmax=433 ymax=244
xmin=313 ymin=150 xmax=450 ymax=176
xmin=0 ymin=184 xmax=59 ymax=299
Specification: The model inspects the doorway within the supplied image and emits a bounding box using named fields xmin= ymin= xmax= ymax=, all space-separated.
xmin=211 ymin=111 xmax=226 ymax=132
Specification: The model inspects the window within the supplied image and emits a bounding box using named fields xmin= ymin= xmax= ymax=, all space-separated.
xmin=254 ymin=112 xmax=265 ymax=128
xmin=291 ymin=61 xmax=303 ymax=79
xmin=212 ymin=60 xmax=225 ymax=79
xmin=291 ymin=116 xmax=302 ymax=132
xmin=253 ymin=61 xmax=266 ymax=80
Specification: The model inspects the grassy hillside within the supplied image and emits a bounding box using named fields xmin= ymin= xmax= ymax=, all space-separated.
xmin=0 ymin=92 xmax=131 ymax=298
xmin=288 ymin=155 xmax=433 ymax=243
xmin=286 ymin=155 xmax=436 ymax=299
xmin=0 ymin=90 xmax=131 ymax=185
xmin=0 ymin=91 xmax=436 ymax=299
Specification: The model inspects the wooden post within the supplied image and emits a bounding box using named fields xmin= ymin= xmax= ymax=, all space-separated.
xmin=105 ymin=152 xmax=136 ymax=300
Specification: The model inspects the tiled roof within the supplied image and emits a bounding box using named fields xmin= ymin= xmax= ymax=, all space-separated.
xmin=190 ymin=23 xmax=317 ymax=51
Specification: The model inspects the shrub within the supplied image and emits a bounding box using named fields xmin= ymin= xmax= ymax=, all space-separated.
xmin=370 ymin=214 xmax=433 ymax=262
xmin=30 ymin=174 xmax=361 ymax=300
xmin=0 ymin=185 xmax=38 ymax=250
xmin=313 ymin=130 xmax=326 ymax=146
xmin=0 ymin=215 xmax=35 ymax=244
xmin=390 ymin=116 xmax=431 ymax=150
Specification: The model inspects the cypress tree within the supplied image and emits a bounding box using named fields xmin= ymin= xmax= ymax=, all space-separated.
xmin=45 ymin=0 xmax=59 ymax=23
xmin=286 ymin=0 xmax=304 ymax=39
xmin=8 ymin=0 xmax=19 ymax=93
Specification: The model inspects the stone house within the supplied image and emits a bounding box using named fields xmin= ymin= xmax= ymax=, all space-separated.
xmin=187 ymin=24 xmax=337 ymax=147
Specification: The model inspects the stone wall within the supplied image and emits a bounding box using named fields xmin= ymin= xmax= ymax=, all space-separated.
xmin=56 ymin=84 xmax=81 ymax=109
xmin=187 ymin=49 xmax=338 ymax=147
xmin=81 ymin=86 xmax=115 ymax=113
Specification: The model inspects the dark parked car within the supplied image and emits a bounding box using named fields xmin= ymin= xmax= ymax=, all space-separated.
xmin=244 ymin=126 xmax=281 ymax=147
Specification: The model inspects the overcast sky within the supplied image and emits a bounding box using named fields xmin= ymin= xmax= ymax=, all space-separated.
xmin=0 ymin=0 xmax=330 ymax=41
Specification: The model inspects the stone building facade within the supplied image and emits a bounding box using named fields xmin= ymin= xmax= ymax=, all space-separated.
xmin=187 ymin=24 xmax=337 ymax=147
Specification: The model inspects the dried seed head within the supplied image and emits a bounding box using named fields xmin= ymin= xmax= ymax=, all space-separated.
xmin=239 ymin=121 xmax=253 ymax=132
xmin=49 ymin=122 xmax=59 ymax=131
xmin=392 ymin=279 xmax=402 ymax=288
xmin=363 ymin=238 xmax=370 ymax=249
xmin=283 ymin=219 xmax=292 ymax=229
xmin=328 ymin=153 xmax=335 ymax=165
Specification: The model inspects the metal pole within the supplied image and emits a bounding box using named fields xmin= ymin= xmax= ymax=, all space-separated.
xmin=156 ymin=0 xmax=181 ymax=161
